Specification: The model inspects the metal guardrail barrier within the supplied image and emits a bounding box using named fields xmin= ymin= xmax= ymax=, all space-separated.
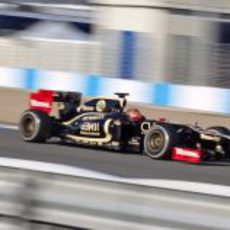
xmin=0 ymin=0 xmax=88 ymax=5
xmin=0 ymin=157 xmax=230 ymax=230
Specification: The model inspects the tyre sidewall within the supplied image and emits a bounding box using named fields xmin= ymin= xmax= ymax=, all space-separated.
xmin=19 ymin=110 xmax=51 ymax=142
xmin=205 ymin=126 xmax=230 ymax=159
xmin=144 ymin=125 xmax=175 ymax=159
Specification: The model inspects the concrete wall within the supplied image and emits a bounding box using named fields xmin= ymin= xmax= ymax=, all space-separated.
xmin=1 ymin=87 xmax=230 ymax=127
xmin=0 ymin=88 xmax=27 ymax=124
xmin=1 ymin=67 xmax=230 ymax=115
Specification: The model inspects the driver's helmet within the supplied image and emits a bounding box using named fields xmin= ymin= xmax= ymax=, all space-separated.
xmin=126 ymin=108 xmax=143 ymax=122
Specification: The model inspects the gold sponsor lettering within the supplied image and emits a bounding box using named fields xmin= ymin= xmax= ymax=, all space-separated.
xmin=82 ymin=115 xmax=104 ymax=121
xmin=66 ymin=119 xmax=113 ymax=144
xmin=80 ymin=122 xmax=100 ymax=133
xmin=200 ymin=134 xmax=220 ymax=142
xmin=80 ymin=131 xmax=101 ymax=136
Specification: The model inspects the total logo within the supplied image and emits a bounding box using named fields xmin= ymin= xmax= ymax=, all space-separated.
xmin=172 ymin=147 xmax=202 ymax=163
xmin=174 ymin=148 xmax=200 ymax=158
xmin=30 ymin=100 xmax=51 ymax=108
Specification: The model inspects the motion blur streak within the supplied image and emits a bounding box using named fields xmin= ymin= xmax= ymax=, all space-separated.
xmin=1 ymin=127 xmax=230 ymax=186
xmin=0 ymin=159 xmax=230 ymax=230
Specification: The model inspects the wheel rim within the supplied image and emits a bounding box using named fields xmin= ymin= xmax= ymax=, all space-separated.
xmin=21 ymin=115 xmax=36 ymax=138
xmin=148 ymin=131 xmax=165 ymax=154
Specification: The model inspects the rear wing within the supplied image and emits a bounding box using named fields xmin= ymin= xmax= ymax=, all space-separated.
xmin=29 ymin=90 xmax=82 ymax=114
xmin=29 ymin=90 xmax=54 ymax=114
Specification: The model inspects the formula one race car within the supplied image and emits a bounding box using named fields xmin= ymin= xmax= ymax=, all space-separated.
xmin=19 ymin=90 xmax=230 ymax=164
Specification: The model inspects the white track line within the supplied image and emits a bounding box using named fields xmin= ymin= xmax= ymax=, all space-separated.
xmin=0 ymin=124 xmax=18 ymax=130
xmin=0 ymin=123 xmax=230 ymax=196
xmin=0 ymin=157 xmax=229 ymax=197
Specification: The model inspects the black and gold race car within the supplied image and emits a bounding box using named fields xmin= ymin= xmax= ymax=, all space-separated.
xmin=19 ymin=90 xmax=230 ymax=164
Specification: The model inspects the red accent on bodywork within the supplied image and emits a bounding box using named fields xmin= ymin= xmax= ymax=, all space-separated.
xmin=29 ymin=90 xmax=53 ymax=114
xmin=172 ymin=147 xmax=203 ymax=164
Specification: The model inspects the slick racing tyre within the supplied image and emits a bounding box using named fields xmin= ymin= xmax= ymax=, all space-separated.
xmin=144 ymin=124 xmax=177 ymax=160
xmin=205 ymin=126 xmax=230 ymax=159
xmin=19 ymin=110 xmax=52 ymax=142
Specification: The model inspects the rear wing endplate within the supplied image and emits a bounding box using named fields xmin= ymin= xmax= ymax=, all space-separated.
xmin=29 ymin=90 xmax=54 ymax=114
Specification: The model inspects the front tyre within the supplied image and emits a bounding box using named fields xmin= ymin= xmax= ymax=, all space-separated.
xmin=205 ymin=126 xmax=230 ymax=160
xmin=144 ymin=124 xmax=177 ymax=160
xmin=19 ymin=110 xmax=52 ymax=142
xmin=205 ymin=126 xmax=229 ymax=135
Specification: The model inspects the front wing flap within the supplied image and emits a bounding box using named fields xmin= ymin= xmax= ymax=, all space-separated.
xmin=172 ymin=147 xmax=203 ymax=164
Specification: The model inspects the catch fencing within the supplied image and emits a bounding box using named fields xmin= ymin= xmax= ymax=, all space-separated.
xmin=169 ymin=36 xmax=230 ymax=88
xmin=0 ymin=36 xmax=230 ymax=88
xmin=0 ymin=38 xmax=101 ymax=74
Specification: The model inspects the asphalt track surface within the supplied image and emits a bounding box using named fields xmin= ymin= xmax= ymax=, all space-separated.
xmin=1 ymin=127 xmax=230 ymax=186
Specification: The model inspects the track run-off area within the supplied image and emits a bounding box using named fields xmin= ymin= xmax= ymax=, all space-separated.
xmin=1 ymin=124 xmax=230 ymax=191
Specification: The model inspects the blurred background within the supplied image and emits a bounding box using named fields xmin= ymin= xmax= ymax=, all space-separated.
xmin=0 ymin=0 xmax=230 ymax=88
xmin=1 ymin=2 xmax=230 ymax=230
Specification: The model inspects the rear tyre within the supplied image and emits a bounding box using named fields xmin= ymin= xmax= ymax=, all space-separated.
xmin=19 ymin=110 xmax=52 ymax=142
xmin=144 ymin=124 xmax=177 ymax=160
